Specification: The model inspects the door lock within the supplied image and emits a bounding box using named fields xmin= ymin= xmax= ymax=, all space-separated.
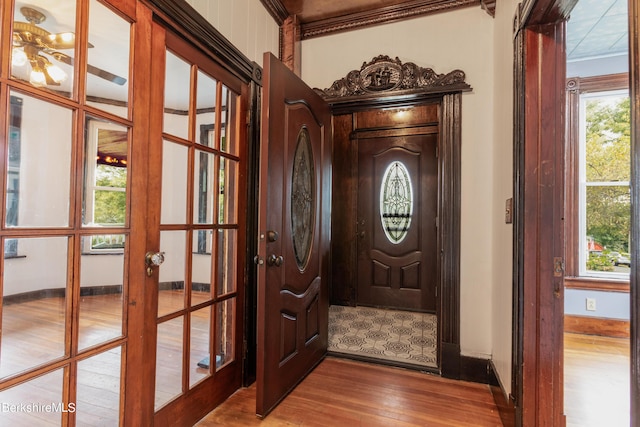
xmin=145 ymin=251 xmax=165 ymax=277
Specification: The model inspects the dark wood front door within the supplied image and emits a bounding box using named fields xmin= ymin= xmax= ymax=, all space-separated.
xmin=256 ymin=53 xmax=331 ymax=417
xmin=357 ymin=133 xmax=438 ymax=312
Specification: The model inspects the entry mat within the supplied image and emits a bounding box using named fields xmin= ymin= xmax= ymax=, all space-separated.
xmin=328 ymin=305 xmax=437 ymax=369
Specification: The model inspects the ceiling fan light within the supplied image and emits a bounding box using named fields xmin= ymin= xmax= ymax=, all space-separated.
xmin=46 ymin=63 xmax=67 ymax=83
xmin=29 ymin=68 xmax=46 ymax=87
xmin=11 ymin=48 xmax=27 ymax=66
xmin=60 ymin=32 xmax=74 ymax=43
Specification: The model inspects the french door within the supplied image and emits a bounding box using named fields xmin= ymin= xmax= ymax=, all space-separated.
xmin=0 ymin=1 xmax=247 ymax=425
xmin=146 ymin=23 xmax=247 ymax=427
xmin=0 ymin=0 xmax=137 ymax=425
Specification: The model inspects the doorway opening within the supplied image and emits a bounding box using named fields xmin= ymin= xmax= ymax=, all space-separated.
xmin=563 ymin=1 xmax=631 ymax=424
xmin=316 ymin=55 xmax=471 ymax=376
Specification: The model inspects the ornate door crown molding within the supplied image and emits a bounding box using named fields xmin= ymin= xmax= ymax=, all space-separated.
xmin=314 ymin=55 xmax=471 ymax=103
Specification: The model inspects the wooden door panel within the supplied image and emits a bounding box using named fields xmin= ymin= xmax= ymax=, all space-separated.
xmin=257 ymin=53 xmax=331 ymax=418
xmin=357 ymin=134 xmax=437 ymax=312
xmin=148 ymin=26 xmax=247 ymax=427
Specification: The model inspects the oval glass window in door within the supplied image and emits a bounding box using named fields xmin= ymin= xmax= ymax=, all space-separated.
xmin=291 ymin=127 xmax=315 ymax=270
xmin=380 ymin=161 xmax=413 ymax=244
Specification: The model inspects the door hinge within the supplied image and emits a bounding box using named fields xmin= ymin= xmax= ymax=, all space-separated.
xmin=435 ymin=146 xmax=439 ymax=158
xmin=553 ymin=257 xmax=564 ymax=277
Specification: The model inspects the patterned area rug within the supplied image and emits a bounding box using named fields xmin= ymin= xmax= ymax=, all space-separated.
xmin=328 ymin=305 xmax=437 ymax=369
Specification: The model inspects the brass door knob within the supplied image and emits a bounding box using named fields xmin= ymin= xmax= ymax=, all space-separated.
xmin=267 ymin=254 xmax=284 ymax=267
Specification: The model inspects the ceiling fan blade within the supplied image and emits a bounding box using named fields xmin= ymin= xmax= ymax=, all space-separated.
xmin=87 ymin=64 xmax=127 ymax=86
xmin=50 ymin=51 xmax=127 ymax=85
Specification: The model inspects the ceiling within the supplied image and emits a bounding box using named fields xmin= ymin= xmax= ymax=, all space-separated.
xmin=263 ymin=0 xmax=628 ymax=62
xmin=10 ymin=0 xmax=627 ymax=105
xmin=567 ymin=0 xmax=628 ymax=61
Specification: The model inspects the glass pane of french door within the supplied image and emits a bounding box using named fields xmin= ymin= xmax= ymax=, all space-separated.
xmin=0 ymin=0 xmax=132 ymax=425
xmin=152 ymin=37 xmax=243 ymax=415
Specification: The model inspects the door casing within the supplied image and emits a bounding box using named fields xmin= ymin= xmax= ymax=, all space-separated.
xmin=327 ymin=93 xmax=468 ymax=378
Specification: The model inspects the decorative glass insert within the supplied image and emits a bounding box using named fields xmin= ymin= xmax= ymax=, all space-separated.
xmin=291 ymin=127 xmax=315 ymax=270
xmin=380 ymin=161 xmax=413 ymax=244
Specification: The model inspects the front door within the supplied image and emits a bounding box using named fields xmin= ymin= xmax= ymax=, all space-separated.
xmin=256 ymin=53 xmax=331 ymax=417
xmin=357 ymin=133 xmax=438 ymax=312
xmin=145 ymin=26 xmax=247 ymax=426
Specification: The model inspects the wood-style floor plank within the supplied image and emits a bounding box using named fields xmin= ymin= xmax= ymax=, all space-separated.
xmin=564 ymin=332 xmax=630 ymax=427
xmin=2 ymin=293 xmax=632 ymax=426
xmin=196 ymin=357 xmax=503 ymax=426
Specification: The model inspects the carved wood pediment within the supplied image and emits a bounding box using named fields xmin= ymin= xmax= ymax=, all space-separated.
xmin=315 ymin=55 xmax=471 ymax=103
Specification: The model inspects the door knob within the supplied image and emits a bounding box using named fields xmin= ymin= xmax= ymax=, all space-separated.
xmin=145 ymin=251 xmax=165 ymax=277
xmin=267 ymin=254 xmax=284 ymax=267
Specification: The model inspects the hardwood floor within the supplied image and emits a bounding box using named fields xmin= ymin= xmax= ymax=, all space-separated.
xmin=564 ymin=332 xmax=630 ymax=427
xmin=1 ymin=293 xmax=632 ymax=426
xmin=196 ymin=357 xmax=503 ymax=426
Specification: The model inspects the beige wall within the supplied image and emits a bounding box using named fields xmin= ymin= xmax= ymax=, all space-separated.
xmin=186 ymin=0 xmax=279 ymax=63
xmin=491 ymin=0 xmax=520 ymax=396
xmin=301 ymin=7 xmax=497 ymax=361
xmin=190 ymin=0 xmax=519 ymax=395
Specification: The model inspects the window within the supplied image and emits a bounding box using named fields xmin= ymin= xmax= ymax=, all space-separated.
xmin=566 ymin=74 xmax=630 ymax=280
xmin=83 ymin=118 xmax=129 ymax=253
xmin=380 ymin=161 xmax=413 ymax=244
xmin=5 ymin=96 xmax=22 ymax=257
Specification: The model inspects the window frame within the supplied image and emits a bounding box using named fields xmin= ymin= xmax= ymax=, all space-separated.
xmin=83 ymin=118 xmax=129 ymax=254
xmin=5 ymin=95 xmax=23 ymax=258
xmin=566 ymin=73 xmax=630 ymax=288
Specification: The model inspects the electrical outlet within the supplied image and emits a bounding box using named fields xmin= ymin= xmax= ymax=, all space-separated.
xmin=586 ymin=297 xmax=596 ymax=311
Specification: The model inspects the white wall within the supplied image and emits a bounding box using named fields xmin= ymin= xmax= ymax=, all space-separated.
xmin=491 ymin=0 xmax=521 ymax=396
xmin=186 ymin=0 xmax=279 ymax=64
xmin=301 ymin=7 xmax=496 ymax=360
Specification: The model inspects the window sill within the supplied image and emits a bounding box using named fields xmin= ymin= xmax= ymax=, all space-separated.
xmin=565 ymin=276 xmax=629 ymax=293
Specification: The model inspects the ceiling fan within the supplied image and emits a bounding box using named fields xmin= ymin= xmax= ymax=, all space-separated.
xmin=12 ymin=6 xmax=126 ymax=87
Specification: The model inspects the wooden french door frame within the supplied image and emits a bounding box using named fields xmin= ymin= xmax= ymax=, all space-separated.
xmin=141 ymin=19 xmax=250 ymax=426
xmin=124 ymin=1 xmax=262 ymax=425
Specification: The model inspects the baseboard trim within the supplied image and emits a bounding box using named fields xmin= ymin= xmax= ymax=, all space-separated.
xmin=488 ymin=360 xmax=516 ymax=427
xmin=459 ymin=355 xmax=492 ymax=384
xmin=564 ymin=314 xmax=630 ymax=338
xmin=442 ymin=343 xmax=495 ymax=385
xmin=440 ymin=342 xmax=461 ymax=379
xmin=4 ymin=284 xmax=123 ymax=305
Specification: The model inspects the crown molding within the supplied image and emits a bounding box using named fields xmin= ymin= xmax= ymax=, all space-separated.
xmin=301 ymin=0 xmax=481 ymax=39
xmin=480 ymin=0 xmax=496 ymax=17
xmin=259 ymin=0 xmax=288 ymax=26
